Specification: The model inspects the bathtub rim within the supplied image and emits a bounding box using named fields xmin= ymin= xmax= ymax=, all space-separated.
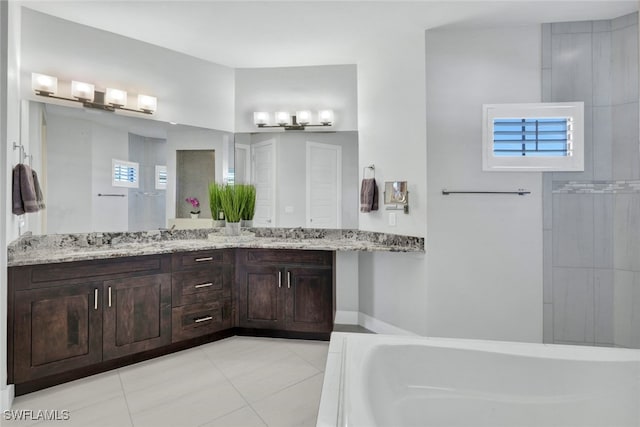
xmin=316 ymin=332 xmax=640 ymax=427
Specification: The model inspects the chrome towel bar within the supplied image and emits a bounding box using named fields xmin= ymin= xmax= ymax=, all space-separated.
xmin=442 ymin=189 xmax=531 ymax=196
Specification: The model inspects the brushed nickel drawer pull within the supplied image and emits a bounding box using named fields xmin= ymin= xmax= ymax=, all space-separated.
xmin=195 ymin=282 xmax=214 ymax=289
xmin=194 ymin=316 xmax=213 ymax=323
xmin=287 ymin=271 xmax=291 ymax=289
xmin=108 ymin=286 xmax=112 ymax=307
xmin=94 ymin=289 xmax=98 ymax=310
xmin=195 ymin=257 xmax=213 ymax=262
xmin=278 ymin=271 xmax=282 ymax=288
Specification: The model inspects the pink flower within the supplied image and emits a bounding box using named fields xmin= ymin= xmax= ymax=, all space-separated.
xmin=185 ymin=197 xmax=200 ymax=212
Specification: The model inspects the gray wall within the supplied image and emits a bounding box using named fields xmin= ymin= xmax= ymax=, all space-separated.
xmin=425 ymin=25 xmax=543 ymax=342
xmin=175 ymin=150 xmax=214 ymax=219
xmin=543 ymin=13 xmax=640 ymax=348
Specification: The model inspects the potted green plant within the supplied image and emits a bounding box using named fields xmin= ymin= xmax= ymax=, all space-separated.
xmin=219 ymin=184 xmax=246 ymax=236
xmin=240 ymin=184 xmax=256 ymax=228
xmin=208 ymin=182 xmax=225 ymax=227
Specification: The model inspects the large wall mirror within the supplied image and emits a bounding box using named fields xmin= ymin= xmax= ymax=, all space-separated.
xmin=23 ymin=101 xmax=358 ymax=234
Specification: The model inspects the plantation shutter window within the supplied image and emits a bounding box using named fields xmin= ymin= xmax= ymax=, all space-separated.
xmin=112 ymin=159 xmax=139 ymax=188
xmin=482 ymin=102 xmax=584 ymax=172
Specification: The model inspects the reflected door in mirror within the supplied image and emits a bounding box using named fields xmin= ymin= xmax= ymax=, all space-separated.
xmin=252 ymin=140 xmax=276 ymax=227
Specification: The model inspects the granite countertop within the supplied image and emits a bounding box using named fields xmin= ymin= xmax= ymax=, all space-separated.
xmin=8 ymin=228 xmax=425 ymax=267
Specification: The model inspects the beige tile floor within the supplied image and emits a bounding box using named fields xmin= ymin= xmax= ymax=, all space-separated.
xmin=5 ymin=336 xmax=330 ymax=427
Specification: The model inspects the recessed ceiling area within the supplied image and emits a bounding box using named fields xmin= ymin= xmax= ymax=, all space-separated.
xmin=20 ymin=1 xmax=638 ymax=68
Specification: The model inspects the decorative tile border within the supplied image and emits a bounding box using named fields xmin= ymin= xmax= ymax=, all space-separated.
xmin=552 ymin=180 xmax=640 ymax=194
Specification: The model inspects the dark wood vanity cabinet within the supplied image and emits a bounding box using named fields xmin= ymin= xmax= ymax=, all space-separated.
xmin=170 ymin=250 xmax=233 ymax=342
xmin=8 ymin=247 xmax=333 ymax=393
xmin=236 ymin=249 xmax=334 ymax=335
xmin=9 ymin=255 xmax=172 ymax=384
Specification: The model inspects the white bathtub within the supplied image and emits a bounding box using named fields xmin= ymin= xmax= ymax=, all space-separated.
xmin=317 ymin=333 xmax=640 ymax=427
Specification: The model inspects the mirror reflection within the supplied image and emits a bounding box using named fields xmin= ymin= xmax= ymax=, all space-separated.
xmin=234 ymin=132 xmax=359 ymax=229
xmin=25 ymin=101 xmax=358 ymax=234
xmin=27 ymin=101 xmax=233 ymax=234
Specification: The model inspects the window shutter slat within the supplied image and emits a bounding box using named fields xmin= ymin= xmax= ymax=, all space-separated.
xmin=492 ymin=117 xmax=570 ymax=157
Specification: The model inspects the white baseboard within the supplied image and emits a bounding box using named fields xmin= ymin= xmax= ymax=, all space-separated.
xmin=334 ymin=310 xmax=359 ymax=325
xmin=357 ymin=312 xmax=417 ymax=336
xmin=1 ymin=385 xmax=15 ymax=412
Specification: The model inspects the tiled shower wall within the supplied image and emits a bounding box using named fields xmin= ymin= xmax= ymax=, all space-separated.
xmin=128 ymin=133 xmax=167 ymax=231
xmin=542 ymin=13 xmax=640 ymax=347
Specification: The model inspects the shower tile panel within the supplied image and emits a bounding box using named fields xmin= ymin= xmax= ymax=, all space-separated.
xmin=612 ymin=102 xmax=640 ymax=181
xmin=551 ymin=32 xmax=593 ymax=106
xmin=551 ymin=21 xmax=593 ymax=34
xmin=613 ymin=269 xmax=634 ymax=347
xmin=541 ymin=69 xmax=552 ymax=103
xmin=612 ymin=25 xmax=639 ymax=104
xmin=552 ymin=194 xmax=594 ymax=268
xmin=613 ymin=194 xmax=640 ymax=271
xmin=592 ymin=19 xmax=612 ymax=33
xmin=543 ymin=229 xmax=553 ymax=304
xmin=543 ymin=174 xmax=553 ymax=230
xmin=543 ymin=303 xmax=554 ymax=344
xmin=594 ymin=269 xmax=614 ymax=345
xmin=552 ymin=267 xmax=595 ymax=344
xmin=541 ymin=24 xmax=552 ymax=69
xmin=592 ymin=106 xmax=613 ymax=181
xmin=593 ymin=194 xmax=614 ymax=269
xmin=612 ymin=12 xmax=638 ymax=30
xmin=633 ymin=272 xmax=640 ymax=348
xmin=592 ymin=31 xmax=612 ymax=107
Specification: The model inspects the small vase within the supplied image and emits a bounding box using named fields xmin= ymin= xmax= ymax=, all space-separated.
xmin=191 ymin=213 xmax=200 ymax=219
xmin=213 ymin=219 xmax=225 ymax=228
xmin=225 ymin=221 xmax=241 ymax=236
xmin=241 ymin=219 xmax=253 ymax=228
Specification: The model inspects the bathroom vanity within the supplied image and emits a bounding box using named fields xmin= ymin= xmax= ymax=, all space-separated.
xmin=7 ymin=228 xmax=423 ymax=394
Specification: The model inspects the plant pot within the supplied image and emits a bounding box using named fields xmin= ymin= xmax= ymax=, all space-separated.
xmin=213 ymin=219 xmax=226 ymax=228
xmin=225 ymin=221 xmax=241 ymax=236
xmin=241 ymin=219 xmax=253 ymax=228
xmin=190 ymin=213 xmax=200 ymax=219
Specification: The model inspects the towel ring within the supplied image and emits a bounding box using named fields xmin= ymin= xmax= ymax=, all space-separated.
xmin=363 ymin=164 xmax=375 ymax=178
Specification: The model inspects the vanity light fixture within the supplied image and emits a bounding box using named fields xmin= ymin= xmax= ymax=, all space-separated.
xmin=253 ymin=109 xmax=334 ymax=130
xmin=71 ymin=80 xmax=95 ymax=102
xmin=31 ymin=72 xmax=157 ymax=115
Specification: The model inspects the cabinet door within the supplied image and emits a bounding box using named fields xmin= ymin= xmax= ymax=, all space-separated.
xmin=103 ymin=274 xmax=171 ymax=360
xmin=236 ymin=265 xmax=284 ymax=329
xmin=13 ymin=283 xmax=102 ymax=383
xmin=285 ymin=267 xmax=333 ymax=333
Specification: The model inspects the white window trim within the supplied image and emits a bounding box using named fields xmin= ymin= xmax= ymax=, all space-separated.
xmin=482 ymin=102 xmax=584 ymax=172
xmin=155 ymin=165 xmax=167 ymax=190
xmin=112 ymin=159 xmax=139 ymax=188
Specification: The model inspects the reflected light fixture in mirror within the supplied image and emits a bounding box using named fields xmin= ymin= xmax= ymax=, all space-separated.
xmin=31 ymin=72 xmax=157 ymax=115
xmin=275 ymin=111 xmax=291 ymax=125
xmin=253 ymin=109 xmax=334 ymax=130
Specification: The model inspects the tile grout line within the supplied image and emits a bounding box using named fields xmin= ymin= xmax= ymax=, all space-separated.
xmin=117 ymin=370 xmax=136 ymax=427
xmin=197 ymin=345 xmax=269 ymax=427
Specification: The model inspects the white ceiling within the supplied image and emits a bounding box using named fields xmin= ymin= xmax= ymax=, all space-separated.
xmin=20 ymin=1 xmax=639 ymax=68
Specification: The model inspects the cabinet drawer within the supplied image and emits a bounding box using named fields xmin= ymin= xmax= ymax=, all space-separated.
xmin=239 ymin=249 xmax=332 ymax=267
xmin=172 ymin=266 xmax=232 ymax=306
xmin=14 ymin=255 xmax=169 ymax=290
xmin=172 ymin=300 xmax=231 ymax=342
xmin=172 ymin=250 xmax=232 ymax=271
